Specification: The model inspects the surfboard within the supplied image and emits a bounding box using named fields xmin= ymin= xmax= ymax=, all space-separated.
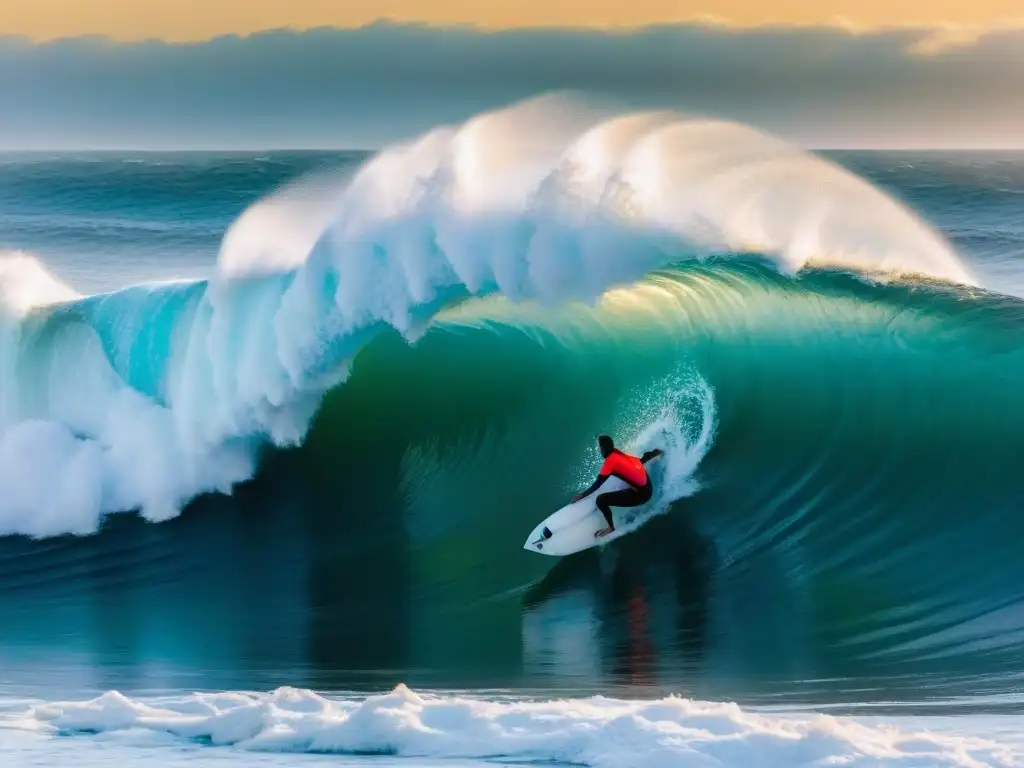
xmin=523 ymin=476 xmax=642 ymax=557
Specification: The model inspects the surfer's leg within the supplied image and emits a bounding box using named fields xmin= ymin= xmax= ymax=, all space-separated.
xmin=595 ymin=481 xmax=653 ymax=538
xmin=595 ymin=493 xmax=617 ymax=528
xmin=595 ymin=487 xmax=642 ymax=537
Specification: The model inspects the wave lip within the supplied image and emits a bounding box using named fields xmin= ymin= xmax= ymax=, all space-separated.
xmin=12 ymin=684 xmax=1017 ymax=766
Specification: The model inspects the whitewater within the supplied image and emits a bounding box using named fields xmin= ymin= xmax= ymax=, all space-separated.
xmin=0 ymin=95 xmax=978 ymax=538
xmin=2 ymin=684 xmax=1022 ymax=767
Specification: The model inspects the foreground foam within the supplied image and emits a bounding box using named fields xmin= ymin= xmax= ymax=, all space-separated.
xmin=0 ymin=94 xmax=976 ymax=537
xmin=11 ymin=685 xmax=1016 ymax=766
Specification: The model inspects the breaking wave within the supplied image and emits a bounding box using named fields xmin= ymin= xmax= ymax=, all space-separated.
xmin=0 ymin=94 xmax=979 ymax=537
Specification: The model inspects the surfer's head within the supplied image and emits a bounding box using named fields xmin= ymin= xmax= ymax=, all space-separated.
xmin=597 ymin=434 xmax=614 ymax=458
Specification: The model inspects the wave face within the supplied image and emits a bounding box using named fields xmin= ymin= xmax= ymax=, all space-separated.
xmin=3 ymin=97 xmax=1024 ymax=703
xmin=281 ymin=258 xmax=1024 ymax=700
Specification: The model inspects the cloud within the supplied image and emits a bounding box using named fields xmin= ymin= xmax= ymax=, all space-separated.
xmin=1 ymin=21 xmax=1022 ymax=149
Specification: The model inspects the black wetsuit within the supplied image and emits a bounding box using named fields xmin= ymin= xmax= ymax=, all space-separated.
xmin=596 ymin=477 xmax=653 ymax=527
xmin=576 ymin=448 xmax=662 ymax=529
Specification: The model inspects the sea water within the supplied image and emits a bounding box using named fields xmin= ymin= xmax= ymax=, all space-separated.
xmin=3 ymin=102 xmax=1024 ymax=765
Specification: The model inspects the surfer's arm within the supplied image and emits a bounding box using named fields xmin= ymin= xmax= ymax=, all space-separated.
xmin=573 ymin=473 xmax=609 ymax=502
xmin=640 ymin=449 xmax=664 ymax=464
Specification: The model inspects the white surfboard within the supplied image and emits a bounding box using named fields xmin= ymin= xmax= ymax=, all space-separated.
xmin=523 ymin=476 xmax=647 ymax=557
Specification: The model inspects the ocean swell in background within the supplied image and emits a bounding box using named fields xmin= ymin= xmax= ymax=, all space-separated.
xmin=0 ymin=94 xmax=981 ymax=538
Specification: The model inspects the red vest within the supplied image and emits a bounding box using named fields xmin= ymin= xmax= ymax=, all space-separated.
xmin=599 ymin=450 xmax=648 ymax=487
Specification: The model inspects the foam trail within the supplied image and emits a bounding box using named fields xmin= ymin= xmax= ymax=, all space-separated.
xmin=9 ymin=685 xmax=1018 ymax=766
xmin=0 ymin=95 xmax=975 ymax=537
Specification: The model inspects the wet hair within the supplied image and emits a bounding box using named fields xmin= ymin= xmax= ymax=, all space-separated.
xmin=597 ymin=434 xmax=615 ymax=457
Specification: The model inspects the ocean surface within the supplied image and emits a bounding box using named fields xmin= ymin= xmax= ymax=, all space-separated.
xmin=2 ymin=101 xmax=1024 ymax=765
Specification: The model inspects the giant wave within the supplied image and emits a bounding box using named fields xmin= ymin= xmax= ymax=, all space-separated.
xmin=0 ymin=94 xmax=982 ymax=538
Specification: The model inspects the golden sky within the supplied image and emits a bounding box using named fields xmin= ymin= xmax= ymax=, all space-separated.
xmin=6 ymin=0 xmax=1024 ymax=42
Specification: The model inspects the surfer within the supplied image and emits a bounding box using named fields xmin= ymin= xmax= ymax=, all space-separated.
xmin=573 ymin=435 xmax=664 ymax=538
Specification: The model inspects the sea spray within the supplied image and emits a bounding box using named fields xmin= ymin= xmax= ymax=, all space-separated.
xmin=565 ymin=365 xmax=717 ymax=535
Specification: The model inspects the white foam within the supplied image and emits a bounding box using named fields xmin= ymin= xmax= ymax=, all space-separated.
xmin=0 ymin=95 xmax=976 ymax=537
xmin=8 ymin=685 xmax=1018 ymax=766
